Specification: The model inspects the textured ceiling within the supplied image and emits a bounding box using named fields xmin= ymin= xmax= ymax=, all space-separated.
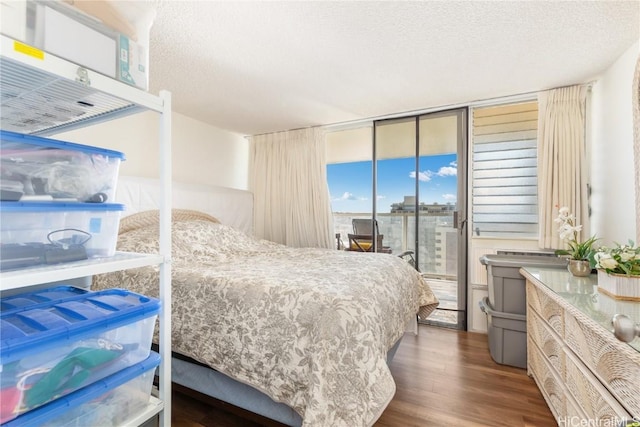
xmin=148 ymin=1 xmax=640 ymax=136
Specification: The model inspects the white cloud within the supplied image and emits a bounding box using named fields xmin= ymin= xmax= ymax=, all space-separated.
xmin=410 ymin=162 xmax=457 ymax=181
xmin=409 ymin=170 xmax=433 ymax=182
xmin=376 ymin=195 xmax=386 ymax=200
xmin=331 ymin=192 xmax=370 ymax=202
xmin=437 ymin=161 xmax=457 ymax=177
xmin=334 ymin=191 xmax=357 ymax=201
xmin=442 ymin=193 xmax=457 ymax=201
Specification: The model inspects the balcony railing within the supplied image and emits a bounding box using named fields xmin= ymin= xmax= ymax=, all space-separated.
xmin=333 ymin=211 xmax=458 ymax=279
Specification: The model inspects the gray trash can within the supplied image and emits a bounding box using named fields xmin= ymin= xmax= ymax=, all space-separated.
xmin=479 ymin=297 xmax=527 ymax=368
xmin=479 ymin=254 xmax=568 ymax=315
xmin=479 ymin=253 xmax=568 ymax=368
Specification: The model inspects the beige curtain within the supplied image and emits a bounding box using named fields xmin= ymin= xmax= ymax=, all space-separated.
xmin=633 ymin=55 xmax=640 ymax=244
xmin=249 ymin=127 xmax=334 ymax=248
xmin=538 ymin=85 xmax=589 ymax=249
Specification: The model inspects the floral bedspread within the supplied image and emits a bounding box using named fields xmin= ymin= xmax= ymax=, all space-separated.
xmin=93 ymin=220 xmax=438 ymax=427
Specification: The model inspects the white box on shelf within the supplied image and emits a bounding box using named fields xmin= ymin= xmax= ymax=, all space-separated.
xmin=0 ymin=0 xmax=27 ymax=41
xmin=62 ymin=0 xmax=156 ymax=90
xmin=0 ymin=0 xmax=156 ymax=87
xmin=36 ymin=4 xmax=117 ymax=78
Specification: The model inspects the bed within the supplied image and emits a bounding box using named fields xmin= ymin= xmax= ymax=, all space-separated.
xmin=92 ymin=176 xmax=439 ymax=427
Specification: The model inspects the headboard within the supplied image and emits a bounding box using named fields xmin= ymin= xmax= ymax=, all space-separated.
xmin=115 ymin=176 xmax=254 ymax=235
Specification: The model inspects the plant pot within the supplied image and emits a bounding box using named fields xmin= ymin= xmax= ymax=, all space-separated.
xmin=567 ymin=259 xmax=591 ymax=277
xmin=597 ymin=269 xmax=640 ymax=301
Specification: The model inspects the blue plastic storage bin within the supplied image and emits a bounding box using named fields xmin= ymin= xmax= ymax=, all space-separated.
xmin=0 ymin=201 xmax=125 ymax=270
xmin=2 ymin=352 xmax=161 ymax=427
xmin=0 ymin=288 xmax=160 ymax=423
xmin=0 ymin=130 xmax=125 ymax=203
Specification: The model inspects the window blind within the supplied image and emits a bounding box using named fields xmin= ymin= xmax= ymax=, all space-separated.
xmin=472 ymin=101 xmax=538 ymax=237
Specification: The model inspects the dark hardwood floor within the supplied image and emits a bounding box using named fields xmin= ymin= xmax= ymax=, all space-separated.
xmin=171 ymin=325 xmax=556 ymax=427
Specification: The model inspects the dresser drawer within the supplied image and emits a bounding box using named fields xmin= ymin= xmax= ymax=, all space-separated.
xmin=527 ymin=282 xmax=564 ymax=338
xmin=564 ymin=309 xmax=640 ymax=415
xmin=528 ymin=337 xmax=566 ymax=422
xmin=565 ymin=392 xmax=586 ymax=423
xmin=528 ymin=307 xmax=565 ymax=377
xmin=564 ymin=347 xmax=632 ymax=422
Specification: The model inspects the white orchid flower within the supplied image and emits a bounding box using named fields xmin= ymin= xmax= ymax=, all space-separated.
xmin=559 ymin=229 xmax=572 ymax=240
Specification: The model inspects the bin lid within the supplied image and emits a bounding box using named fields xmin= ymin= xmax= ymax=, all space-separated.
xmin=0 ymin=286 xmax=88 ymax=312
xmin=479 ymin=253 xmax=568 ymax=268
xmin=0 ymin=288 xmax=160 ymax=364
xmin=0 ymin=201 xmax=125 ymax=212
xmin=0 ymin=130 xmax=125 ymax=160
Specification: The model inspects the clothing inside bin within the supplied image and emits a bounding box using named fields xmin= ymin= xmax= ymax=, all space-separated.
xmin=1 ymin=153 xmax=116 ymax=202
xmin=23 ymin=346 xmax=124 ymax=407
xmin=2 ymin=343 xmax=127 ymax=420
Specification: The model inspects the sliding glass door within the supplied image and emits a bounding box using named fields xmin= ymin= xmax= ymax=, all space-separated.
xmin=374 ymin=109 xmax=468 ymax=329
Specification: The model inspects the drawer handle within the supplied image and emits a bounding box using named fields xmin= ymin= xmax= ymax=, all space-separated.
xmin=612 ymin=314 xmax=640 ymax=343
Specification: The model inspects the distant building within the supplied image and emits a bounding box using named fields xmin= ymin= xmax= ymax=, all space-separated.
xmin=390 ymin=196 xmax=456 ymax=214
xmin=379 ymin=196 xmax=457 ymax=277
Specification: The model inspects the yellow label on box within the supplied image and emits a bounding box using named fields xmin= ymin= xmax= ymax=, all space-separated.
xmin=13 ymin=41 xmax=44 ymax=60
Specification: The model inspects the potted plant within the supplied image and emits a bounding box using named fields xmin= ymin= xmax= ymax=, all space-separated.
xmin=554 ymin=207 xmax=598 ymax=277
xmin=593 ymin=241 xmax=640 ymax=300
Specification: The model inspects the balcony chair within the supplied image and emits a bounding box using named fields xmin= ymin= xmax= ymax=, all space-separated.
xmin=347 ymin=233 xmax=390 ymax=253
xmin=344 ymin=219 xmax=418 ymax=270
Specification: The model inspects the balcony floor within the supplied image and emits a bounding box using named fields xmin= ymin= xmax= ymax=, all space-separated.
xmin=422 ymin=277 xmax=460 ymax=326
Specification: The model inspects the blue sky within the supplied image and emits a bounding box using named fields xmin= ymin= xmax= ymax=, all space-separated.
xmin=327 ymin=153 xmax=458 ymax=213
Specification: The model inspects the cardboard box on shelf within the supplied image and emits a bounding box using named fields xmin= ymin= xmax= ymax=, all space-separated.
xmin=118 ymin=34 xmax=148 ymax=90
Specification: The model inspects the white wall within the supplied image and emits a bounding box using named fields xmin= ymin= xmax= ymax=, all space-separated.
xmin=57 ymin=111 xmax=249 ymax=190
xmin=590 ymin=40 xmax=639 ymax=246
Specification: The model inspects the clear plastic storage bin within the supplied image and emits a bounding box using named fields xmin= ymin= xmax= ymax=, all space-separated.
xmin=0 ymin=201 xmax=125 ymax=270
xmin=0 ymin=130 xmax=125 ymax=203
xmin=0 ymin=288 xmax=160 ymax=423
xmin=2 ymin=352 xmax=161 ymax=427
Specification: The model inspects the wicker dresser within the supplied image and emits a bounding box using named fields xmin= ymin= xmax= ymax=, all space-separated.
xmin=521 ymin=267 xmax=640 ymax=426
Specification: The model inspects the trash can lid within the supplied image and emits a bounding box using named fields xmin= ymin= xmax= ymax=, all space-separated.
xmin=479 ymin=253 xmax=568 ymax=268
